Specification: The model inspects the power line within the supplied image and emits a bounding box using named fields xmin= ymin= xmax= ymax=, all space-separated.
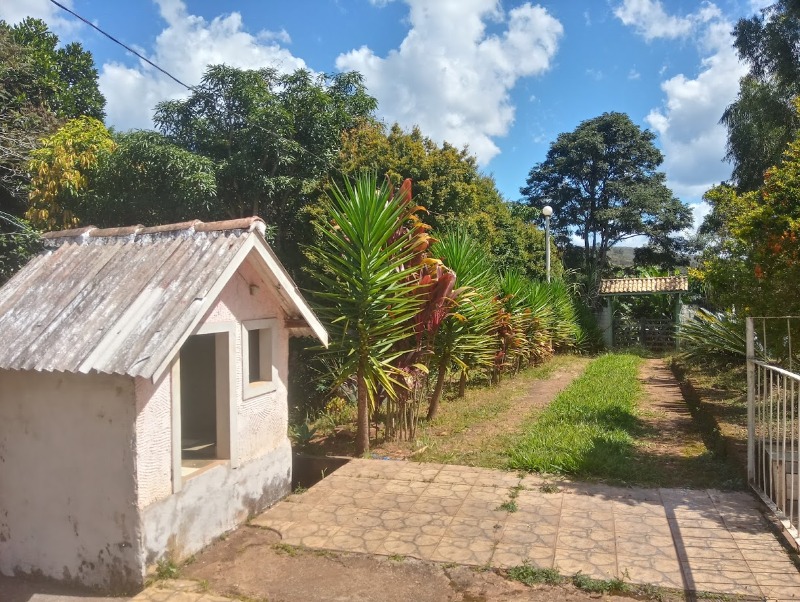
xmin=47 ymin=0 xmax=192 ymax=90
xmin=46 ymin=0 xmax=356 ymax=176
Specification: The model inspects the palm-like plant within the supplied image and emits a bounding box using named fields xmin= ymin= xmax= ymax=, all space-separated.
xmin=427 ymin=229 xmax=497 ymax=419
xmin=310 ymin=172 xmax=425 ymax=454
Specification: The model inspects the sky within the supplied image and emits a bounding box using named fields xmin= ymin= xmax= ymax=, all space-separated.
xmin=0 ymin=0 xmax=775 ymax=235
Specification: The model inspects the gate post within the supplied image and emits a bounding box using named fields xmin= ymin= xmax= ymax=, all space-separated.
xmin=746 ymin=317 xmax=755 ymax=484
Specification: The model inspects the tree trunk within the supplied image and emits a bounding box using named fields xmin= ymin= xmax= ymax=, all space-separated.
xmin=356 ymin=362 xmax=370 ymax=456
xmin=458 ymin=370 xmax=467 ymax=398
xmin=426 ymin=353 xmax=449 ymax=421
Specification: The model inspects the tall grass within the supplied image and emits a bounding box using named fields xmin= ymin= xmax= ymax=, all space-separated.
xmin=507 ymin=354 xmax=642 ymax=478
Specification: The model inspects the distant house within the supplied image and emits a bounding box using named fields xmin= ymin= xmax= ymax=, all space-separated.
xmin=0 ymin=217 xmax=326 ymax=591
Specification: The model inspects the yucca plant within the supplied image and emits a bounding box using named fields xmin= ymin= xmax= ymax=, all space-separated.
xmin=678 ymin=309 xmax=753 ymax=361
xmin=498 ymin=271 xmax=535 ymax=377
xmin=310 ymin=172 xmax=426 ymax=455
xmin=427 ymin=229 xmax=498 ymax=419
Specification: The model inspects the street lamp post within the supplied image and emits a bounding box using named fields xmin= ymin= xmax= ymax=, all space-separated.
xmin=542 ymin=205 xmax=553 ymax=283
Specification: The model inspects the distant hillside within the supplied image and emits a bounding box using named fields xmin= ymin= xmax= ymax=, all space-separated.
xmin=607 ymin=246 xmax=637 ymax=268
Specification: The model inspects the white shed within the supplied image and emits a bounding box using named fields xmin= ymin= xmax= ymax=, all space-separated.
xmin=0 ymin=217 xmax=326 ymax=591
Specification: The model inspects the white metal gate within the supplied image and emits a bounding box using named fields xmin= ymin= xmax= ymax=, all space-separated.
xmin=747 ymin=316 xmax=800 ymax=545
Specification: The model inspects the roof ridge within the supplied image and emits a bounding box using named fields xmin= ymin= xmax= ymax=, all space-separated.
xmin=42 ymin=217 xmax=267 ymax=244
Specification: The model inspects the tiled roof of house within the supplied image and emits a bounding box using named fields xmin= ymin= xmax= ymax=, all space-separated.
xmin=598 ymin=276 xmax=689 ymax=295
xmin=0 ymin=217 xmax=326 ymax=378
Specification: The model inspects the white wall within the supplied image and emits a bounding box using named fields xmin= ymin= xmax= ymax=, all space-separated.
xmin=0 ymin=369 xmax=142 ymax=591
xmin=134 ymin=251 xmax=292 ymax=567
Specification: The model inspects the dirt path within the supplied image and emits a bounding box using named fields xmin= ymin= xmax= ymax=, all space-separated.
xmin=379 ymin=355 xmax=593 ymax=466
xmin=634 ymin=358 xmax=744 ymax=489
xmin=434 ymin=357 xmax=592 ymax=450
xmin=177 ymin=526 xmax=652 ymax=602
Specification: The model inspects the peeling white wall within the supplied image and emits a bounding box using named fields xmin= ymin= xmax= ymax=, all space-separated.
xmin=135 ymin=252 xmax=293 ymax=567
xmin=134 ymin=373 xmax=172 ymax=508
xmin=0 ymin=369 xmax=142 ymax=591
xmin=141 ymin=438 xmax=291 ymax=564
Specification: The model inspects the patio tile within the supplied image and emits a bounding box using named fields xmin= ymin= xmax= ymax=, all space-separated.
xmin=559 ymin=512 xmax=614 ymax=530
xmin=434 ymin=467 xmax=483 ymax=486
xmin=554 ymin=549 xmax=617 ymax=580
xmin=326 ymin=527 xmax=392 ymax=554
xmin=380 ymin=510 xmax=453 ymax=536
xmin=430 ymin=536 xmax=495 ymax=565
xmin=760 ymin=584 xmax=800 ymax=598
xmin=617 ymin=554 xmax=684 ymax=589
xmin=615 ymin=515 xmax=672 ymax=536
xmin=474 ymin=472 xmax=524 ymax=489
xmin=746 ymin=559 xmax=800 ymax=575
xmin=680 ymin=565 xmax=761 ymax=589
xmin=280 ymin=523 xmax=339 ymax=547
xmin=423 ymin=482 xmax=472 ymax=499
xmin=676 ymin=542 xmax=746 ymax=562
xmin=446 ymin=516 xmax=506 ymax=540
xmin=467 ymin=486 xmax=514 ymax=505
xmin=491 ymin=543 xmax=554 ymax=569
xmin=616 ymin=534 xmax=677 ymax=559
xmin=500 ymin=522 xmax=558 ymax=547
xmin=410 ymin=494 xmax=465 ymax=515
xmin=354 ymin=492 xmax=418 ymax=512
xmin=557 ymin=527 xmax=616 ymax=554
xmin=382 ymin=479 xmax=429 ymax=495
xmin=752 ymin=570 xmax=800 ymax=586
xmin=455 ymin=499 xmax=510 ymax=521
xmin=375 ymin=530 xmax=443 ymax=559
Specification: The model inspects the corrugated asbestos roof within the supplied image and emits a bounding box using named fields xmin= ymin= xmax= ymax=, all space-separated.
xmin=0 ymin=218 xmax=326 ymax=378
xmin=598 ymin=276 xmax=689 ymax=295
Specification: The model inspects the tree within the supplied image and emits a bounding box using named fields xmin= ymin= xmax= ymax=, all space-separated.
xmin=309 ymin=173 xmax=426 ymax=455
xmin=700 ymin=122 xmax=800 ymax=316
xmin=154 ymin=65 xmax=376 ymax=274
xmin=723 ymin=1 xmax=800 ymax=191
xmin=0 ymin=18 xmax=104 ymax=279
xmin=27 ymin=116 xmax=114 ymax=230
xmin=338 ymin=120 xmax=560 ymax=280
xmin=520 ymin=112 xmax=692 ymax=276
xmin=1 ymin=18 xmax=104 ymax=121
xmin=81 ymin=130 xmax=218 ymax=227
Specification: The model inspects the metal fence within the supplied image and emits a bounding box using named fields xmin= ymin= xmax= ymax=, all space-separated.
xmin=747 ymin=316 xmax=800 ymax=545
xmin=614 ymin=318 xmax=676 ymax=352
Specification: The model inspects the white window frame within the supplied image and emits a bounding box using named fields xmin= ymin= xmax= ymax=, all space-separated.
xmin=242 ymin=318 xmax=277 ymax=399
xmin=171 ymin=322 xmax=238 ymax=493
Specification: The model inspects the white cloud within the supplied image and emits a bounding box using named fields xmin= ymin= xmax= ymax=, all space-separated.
xmin=336 ymin=0 xmax=563 ymax=164
xmin=99 ymin=0 xmax=306 ymax=130
xmin=613 ymin=0 xmax=720 ymax=41
xmin=0 ymin=0 xmax=81 ymax=35
xmin=628 ymin=68 xmax=641 ymax=80
xmin=644 ymin=18 xmax=747 ymax=199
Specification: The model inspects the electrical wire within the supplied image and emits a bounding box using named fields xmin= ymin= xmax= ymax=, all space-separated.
xmin=47 ymin=0 xmax=192 ymax=90
xmin=45 ymin=0 xmax=365 ymax=181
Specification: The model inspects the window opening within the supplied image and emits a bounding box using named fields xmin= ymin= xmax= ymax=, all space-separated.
xmin=179 ymin=333 xmax=219 ymax=477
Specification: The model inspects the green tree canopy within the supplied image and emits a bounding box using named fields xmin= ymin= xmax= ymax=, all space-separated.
xmin=154 ymin=65 xmax=376 ymax=273
xmin=337 ymin=120 xmax=560 ymax=280
xmin=723 ymin=0 xmax=800 ymax=191
xmin=0 ymin=18 xmax=104 ymax=282
xmin=520 ymin=112 xmax=691 ymax=275
xmin=1 ymin=17 xmax=104 ymax=121
xmin=82 ymin=130 xmax=218 ymax=227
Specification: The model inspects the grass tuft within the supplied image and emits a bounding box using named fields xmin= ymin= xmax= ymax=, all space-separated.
xmin=506 ymin=563 xmax=564 ymax=586
xmin=571 ymin=572 xmax=629 ymax=594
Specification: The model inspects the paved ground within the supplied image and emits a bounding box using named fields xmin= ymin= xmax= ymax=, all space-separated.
xmin=253 ymin=458 xmax=800 ymax=599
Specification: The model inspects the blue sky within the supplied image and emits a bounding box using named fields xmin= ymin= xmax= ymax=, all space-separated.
xmin=1 ymin=0 xmax=773 ymax=233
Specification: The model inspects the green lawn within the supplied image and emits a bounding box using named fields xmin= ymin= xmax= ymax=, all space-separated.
xmin=507 ymin=353 xmax=644 ymax=480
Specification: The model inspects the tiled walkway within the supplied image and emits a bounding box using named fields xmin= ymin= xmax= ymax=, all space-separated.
xmin=253 ymin=458 xmax=800 ymax=599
